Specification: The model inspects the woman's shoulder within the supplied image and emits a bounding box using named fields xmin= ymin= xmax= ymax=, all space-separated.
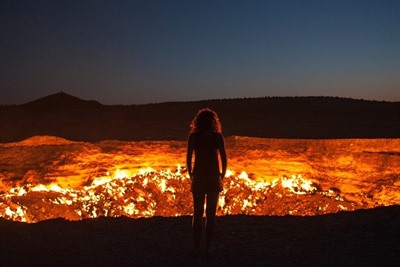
xmin=190 ymin=131 xmax=223 ymax=139
xmin=214 ymin=131 xmax=223 ymax=137
xmin=188 ymin=132 xmax=196 ymax=140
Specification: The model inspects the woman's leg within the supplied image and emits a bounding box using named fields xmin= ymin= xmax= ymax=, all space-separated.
xmin=205 ymin=192 xmax=219 ymax=251
xmin=192 ymin=192 xmax=205 ymax=251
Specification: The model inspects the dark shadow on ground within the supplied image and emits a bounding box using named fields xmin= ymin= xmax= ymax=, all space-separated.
xmin=1 ymin=205 xmax=399 ymax=266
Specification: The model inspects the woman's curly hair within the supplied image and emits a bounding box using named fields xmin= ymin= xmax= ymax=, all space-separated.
xmin=190 ymin=108 xmax=222 ymax=133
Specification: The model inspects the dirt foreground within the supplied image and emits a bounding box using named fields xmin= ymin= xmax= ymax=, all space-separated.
xmin=1 ymin=205 xmax=399 ymax=267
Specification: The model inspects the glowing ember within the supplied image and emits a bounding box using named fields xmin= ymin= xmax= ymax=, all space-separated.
xmin=0 ymin=136 xmax=399 ymax=223
xmin=1 ymin=166 xmax=353 ymax=223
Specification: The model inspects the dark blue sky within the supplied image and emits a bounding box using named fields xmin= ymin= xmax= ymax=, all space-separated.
xmin=1 ymin=0 xmax=399 ymax=104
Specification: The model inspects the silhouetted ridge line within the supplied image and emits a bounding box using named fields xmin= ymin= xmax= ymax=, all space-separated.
xmin=23 ymin=91 xmax=103 ymax=110
xmin=0 ymin=93 xmax=398 ymax=142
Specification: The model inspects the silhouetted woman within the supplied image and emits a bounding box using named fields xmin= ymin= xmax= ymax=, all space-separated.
xmin=186 ymin=108 xmax=227 ymax=255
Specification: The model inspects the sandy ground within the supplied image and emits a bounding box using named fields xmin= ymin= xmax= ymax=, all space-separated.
xmin=1 ymin=205 xmax=399 ymax=267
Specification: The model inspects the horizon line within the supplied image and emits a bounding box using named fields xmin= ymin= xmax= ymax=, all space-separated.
xmin=1 ymin=91 xmax=399 ymax=106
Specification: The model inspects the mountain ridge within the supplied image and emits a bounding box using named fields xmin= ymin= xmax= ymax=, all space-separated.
xmin=0 ymin=92 xmax=397 ymax=107
xmin=22 ymin=91 xmax=103 ymax=110
xmin=0 ymin=93 xmax=398 ymax=142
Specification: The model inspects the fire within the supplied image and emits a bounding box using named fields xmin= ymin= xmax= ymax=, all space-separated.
xmin=1 ymin=165 xmax=354 ymax=223
xmin=0 ymin=136 xmax=399 ymax=223
xmin=281 ymin=175 xmax=316 ymax=195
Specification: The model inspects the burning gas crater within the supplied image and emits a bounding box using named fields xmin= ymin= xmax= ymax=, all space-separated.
xmin=1 ymin=166 xmax=352 ymax=223
xmin=0 ymin=136 xmax=399 ymax=223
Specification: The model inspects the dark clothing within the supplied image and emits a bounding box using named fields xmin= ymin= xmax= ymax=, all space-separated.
xmin=188 ymin=131 xmax=225 ymax=194
xmin=192 ymin=131 xmax=220 ymax=176
xmin=186 ymin=128 xmax=227 ymax=252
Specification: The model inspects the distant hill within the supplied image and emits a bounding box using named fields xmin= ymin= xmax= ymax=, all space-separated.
xmin=23 ymin=91 xmax=103 ymax=110
xmin=0 ymin=93 xmax=399 ymax=142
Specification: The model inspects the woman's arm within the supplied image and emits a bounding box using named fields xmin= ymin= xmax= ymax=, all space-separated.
xmin=217 ymin=133 xmax=227 ymax=179
xmin=186 ymin=134 xmax=195 ymax=178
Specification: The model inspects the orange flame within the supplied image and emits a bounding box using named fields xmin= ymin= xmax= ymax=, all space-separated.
xmin=1 ymin=136 xmax=399 ymax=223
xmin=0 ymin=165 xmax=357 ymax=223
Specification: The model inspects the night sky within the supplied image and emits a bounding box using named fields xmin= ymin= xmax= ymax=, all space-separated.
xmin=1 ymin=0 xmax=399 ymax=105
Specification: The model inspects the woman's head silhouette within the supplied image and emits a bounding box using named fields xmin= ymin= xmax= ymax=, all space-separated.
xmin=190 ymin=108 xmax=222 ymax=133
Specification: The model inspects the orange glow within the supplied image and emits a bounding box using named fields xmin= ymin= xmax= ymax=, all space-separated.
xmin=0 ymin=136 xmax=399 ymax=223
xmin=0 ymin=166 xmax=351 ymax=223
